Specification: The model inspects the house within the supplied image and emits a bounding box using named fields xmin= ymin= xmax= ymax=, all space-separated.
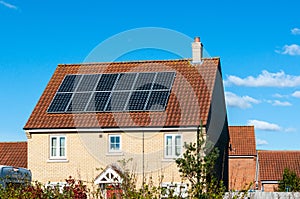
xmin=228 ymin=125 xmax=300 ymax=192
xmin=228 ymin=126 xmax=257 ymax=191
xmin=0 ymin=142 xmax=27 ymax=168
xmin=258 ymin=150 xmax=300 ymax=192
xmin=24 ymin=37 xmax=229 ymax=193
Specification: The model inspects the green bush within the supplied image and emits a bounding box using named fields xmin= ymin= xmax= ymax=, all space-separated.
xmin=0 ymin=176 xmax=89 ymax=199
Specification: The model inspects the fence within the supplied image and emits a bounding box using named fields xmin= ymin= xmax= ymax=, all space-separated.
xmin=224 ymin=191 xmax=300 ymax=199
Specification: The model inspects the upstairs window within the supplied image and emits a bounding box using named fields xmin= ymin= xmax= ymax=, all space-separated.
xmin=109 ymin=135 xmax=121 ymax=153
xmin=50 ymin=135 xmax=66 ymax=159
xmin=165 ymin=134 xmax=182 ymax=158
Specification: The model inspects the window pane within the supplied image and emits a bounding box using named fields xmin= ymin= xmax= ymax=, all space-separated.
xmin=166 ymin=136 xmax=172 ymax=146
xmin=60 ymin=137 xmax=65 ymax=156
xmin=166 ymin=136 xmax=172 ymax=156
xmin=110 ymin=136 xmax=115 ymax=143
xmin=166 ymin=146 xmax=172 ymax=156
xmin=175 ymin=135 xmax=181 ymax=156
xmin=51 ymin=137 xmax=57 ymax=157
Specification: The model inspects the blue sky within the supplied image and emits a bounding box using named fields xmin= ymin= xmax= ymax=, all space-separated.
xmin=1 ymin=0 xmax=300 ymax=150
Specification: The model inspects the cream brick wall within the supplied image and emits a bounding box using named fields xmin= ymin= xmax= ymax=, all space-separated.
xmin=28 ymin=130 xmax=199 ymax=186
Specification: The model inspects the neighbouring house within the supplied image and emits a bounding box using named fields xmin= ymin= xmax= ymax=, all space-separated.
xmin=258 ymin=150 xmax=300 ymax=192
xmin=24 ymin=37 xmax=229 ymax=195
xmin=0 ymin=142 xmax=27 ymax=168
xmin=228 ymin=126 xmax=257 ymax=191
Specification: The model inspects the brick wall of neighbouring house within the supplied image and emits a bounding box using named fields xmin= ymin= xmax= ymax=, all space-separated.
xmin=262 ymin=183 xmax=278 ymax=192
xmin=27 ymin=130 xmax=197 ymax=187
xmin=229 ymin=157 xmax=256 ymax=191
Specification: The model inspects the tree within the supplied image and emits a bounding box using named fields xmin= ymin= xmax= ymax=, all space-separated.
xmin=175 ymin=127 xmax=225 ymax=198
xmin=278 ymin=168 xmax=300 ymax=192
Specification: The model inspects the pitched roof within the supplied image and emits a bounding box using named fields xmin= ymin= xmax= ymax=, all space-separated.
xmin=228 ymin=126 xmax=256 ymax=156
xmin=24 ymin=58 xmax=220 ymax=130
xmin=0 ymin=142 xmax=27 ymax=168
xmin=258 ymin=150 xmax=300 ymax=181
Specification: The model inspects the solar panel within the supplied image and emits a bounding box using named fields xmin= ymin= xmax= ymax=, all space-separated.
xmin=58 ymin=75 xmax=82 ymax=92
xmin=76 ymin=74 xmax=100 ymax=92
xmin=153 ymin=72 xmax=175 ymax=90
xmin=48 ymin=71 xmax=175 ymax=113
xmin=127 ymin=91 xmax=150 ymax=111
xmin=48 ymin=93 xmax=73 ymax=112
xmin=96 ymin=74 xmax=118 ymax=91
xmin=114 ymin=73 xmax=137 ymax=90
xmin=146 ymin=91 xmax=170 ymax=111
xmin=86 ymin=92 xmax=111 ymax=112
xmin=66 ymin=93 xmax=92 ymax=112
xmin=106 ymin=92 xmax=130 ymax=111
xmin=134 ymin=73 xmax=155 ymax=90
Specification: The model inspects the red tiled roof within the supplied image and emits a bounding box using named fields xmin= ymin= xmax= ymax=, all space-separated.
xmin=258 ymin=150 xmax=300 ymax=181
xmin=24 ymin=58 xmax=220 ymax=130
xmin=228 ymin=126 xmax=256 ymax=156
xmin=0 ymin=142 xmax=27 ymax=168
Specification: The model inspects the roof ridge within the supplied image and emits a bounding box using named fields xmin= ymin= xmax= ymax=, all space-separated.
xmin=258 ymin=150 xmax=300 ymax=152
xmin=57 ymin=57 xmax=220 ymax=66
xmin=229 ymin=125 xmax=254 ymax=127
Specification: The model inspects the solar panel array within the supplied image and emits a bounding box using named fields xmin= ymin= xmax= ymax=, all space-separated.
xmin=47 ymin=72 xmax=176 ymax=113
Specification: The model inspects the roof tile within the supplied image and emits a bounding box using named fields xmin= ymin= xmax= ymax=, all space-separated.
xmin=258 ymin=150 xmax=300 ymax=181
xmin=228 ymin=126 xmax=256 ymax=156
xmin=0 ymin=142 xmax=27 ymax=168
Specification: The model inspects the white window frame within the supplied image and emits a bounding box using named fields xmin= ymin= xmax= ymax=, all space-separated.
xmin=164 ymin=134 xmax=182 ymax=159
xmin=108 ymin=134 xmax=122 ymax=153
xmin=49 ymin=135 xmax=66 ymax=160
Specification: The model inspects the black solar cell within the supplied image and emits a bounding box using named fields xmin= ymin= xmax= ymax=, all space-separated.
xmin=146 ymin=91 xmax=170 ymax=111
xmin=153 ymin=72 xmax=175 ymax=90
xmin=134 ymin=73 xmax=155 ymax=90
xmin=106 ymin=91 xmax=130 ymax=111
xmin=58 ymin=75 xmax=82 ymax=92
xmin=86 ymin=92 xmax=111 ymax=112
xmin=47 ymin=93 xmax=73 ymax=112
xmin=96 ymin=74 xmax=118 ymax=91
xmin=127 ymin=91 xmax=150 ymax=111
xmin=114 ymin=73 xmax=137 ymax=91
xmin=66 ymin=92 xmax=92 ymax=112
xmin=76 ymin=74 xmax=100 ymax=92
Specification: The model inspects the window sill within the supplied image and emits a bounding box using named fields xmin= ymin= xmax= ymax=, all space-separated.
xmin=161 ymin=158 xmax=177 ymax=162
xmin=47 ymin=159 xmax=69 ymax=163
xmin=106 ymin=152 xmax=124 ymax=156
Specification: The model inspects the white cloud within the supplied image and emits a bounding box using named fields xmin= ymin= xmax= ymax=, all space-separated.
xmin=256 ymin=139 xmax=268 ymax=146
xmin=225 ymin=92 xmax=260 ymax=109
xmin=291 ymin=28 xmax=300 ymax=35
xmin=271 ymin=100 xmax=292 ymax=106
xmin=292 ymin=91 xmax=300 ymax=98
xmin=276 ymin=44 xmax=300 ymax=56
xmin=247 ymin=120 xmax=281 ymax=131
xmin=225 ymin=70 xmax=300 ymax=87
xmin=285 ymin=128 xmax=296 ymax=133
xmin=273 ymin=93 xmax=289 ymax=98
xmin=0 ymin=0 xmax=17 ymax=9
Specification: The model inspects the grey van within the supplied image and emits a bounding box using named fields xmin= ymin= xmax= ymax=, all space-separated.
xmin=0 ymin=165 xmax=31 ymax=188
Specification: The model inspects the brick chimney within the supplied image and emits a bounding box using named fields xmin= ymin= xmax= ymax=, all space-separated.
xmin=192 ymin=37 xmax=203 ymax=63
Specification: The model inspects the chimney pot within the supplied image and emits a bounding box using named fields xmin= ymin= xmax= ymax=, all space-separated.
xmin=194 ymin=37 xmax=200 ymax=42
